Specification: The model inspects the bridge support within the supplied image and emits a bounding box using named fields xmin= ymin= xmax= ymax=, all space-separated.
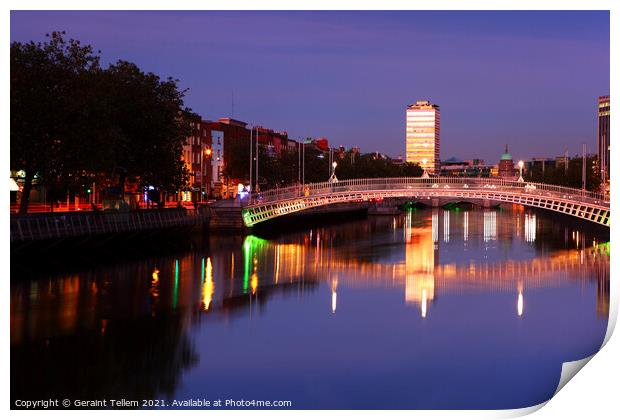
xmin=208 ymin=205 xmax=246 ymax=232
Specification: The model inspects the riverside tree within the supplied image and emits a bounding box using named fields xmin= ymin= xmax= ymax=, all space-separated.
xmin=11 ymin=32 xmax=193 ymax=213
xmin=11 ymin=31 xmax=101 ymax=213
xmin=98 ymin=60 xmax=193 ymax=195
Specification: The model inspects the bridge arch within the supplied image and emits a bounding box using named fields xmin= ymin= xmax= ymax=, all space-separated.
xmin=242 ymin=177 xmax=609 ymax=227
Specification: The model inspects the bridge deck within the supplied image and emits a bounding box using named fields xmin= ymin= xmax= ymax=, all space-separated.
xmin=242 ymin=177 xmax=610 ymax=227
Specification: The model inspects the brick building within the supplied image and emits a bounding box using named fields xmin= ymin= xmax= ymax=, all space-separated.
xmin=181 ymin=117 xmax=213 ymax=202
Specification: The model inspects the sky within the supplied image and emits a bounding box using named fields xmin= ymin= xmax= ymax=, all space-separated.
xmin=10 ymin=10 xmax=610 ymax=164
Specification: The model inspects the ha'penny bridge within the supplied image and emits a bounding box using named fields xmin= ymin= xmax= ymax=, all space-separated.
xmin=242 ymin=177 xmax=610 ymax=227
xmin=9 ymin=177 xmax=609 ymax=247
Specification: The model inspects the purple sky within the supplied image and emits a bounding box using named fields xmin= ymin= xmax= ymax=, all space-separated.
xmin=10 ymin=11 xmax=609 ymax=164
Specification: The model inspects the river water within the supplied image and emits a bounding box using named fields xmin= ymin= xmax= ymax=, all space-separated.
xmin=10 ymin=206 xmax=609 ymax=409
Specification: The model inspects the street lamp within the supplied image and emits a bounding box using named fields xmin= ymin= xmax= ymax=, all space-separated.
xmin=518 ymin=160 xmax=524 ymax=182
xmin=203 ymin=148 xmax=212 ymax=200
xmin=329 ymin=161 xmax=338 ymax=183
xmin=421 ymin=158 xmax=429 ymax=179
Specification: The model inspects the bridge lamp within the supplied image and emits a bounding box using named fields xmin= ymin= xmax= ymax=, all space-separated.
xmin=421 ymin=158 xmax=429 ymax=179
xmin=329 ymin=161 xmax=338 ymax=183
xmin=518 ymin=160 xmax=525 ymax=182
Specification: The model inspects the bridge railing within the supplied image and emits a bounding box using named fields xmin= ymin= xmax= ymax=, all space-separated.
xmin=10 ymin=208 xmax=208 ymax=242
xmin=247 ymin=177 xmax=609 ymax=207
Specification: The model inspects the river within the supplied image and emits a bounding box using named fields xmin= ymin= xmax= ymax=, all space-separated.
xmin=10 ymin=206 xmax=610 ymax=409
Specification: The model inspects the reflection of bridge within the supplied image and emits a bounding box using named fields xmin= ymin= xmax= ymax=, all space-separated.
xmin=242 ymin=177 xmax=610 ymax=227
xmin=238 ymin=208 xmax=609 ymax=318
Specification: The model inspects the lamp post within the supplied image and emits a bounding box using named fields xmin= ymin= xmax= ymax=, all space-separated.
xmin=329 ymin=161 xmax=338 ymax=183
xmin=421 ymin=158 xmax=429 ymax=179
xmin=582 ymin=143 xmax=586 ymax=192
xmin=302 ymin=139 xmax=306 ymax=186
xmin=518 ymin=160 xmax=524 ymax=182
xmin=249 ymin=126 xmax=253 ymax=195
xmin=256 ymin=127 xmax=259 ymax=192
xmin=204 ymin=147 xmax=212 ymax=200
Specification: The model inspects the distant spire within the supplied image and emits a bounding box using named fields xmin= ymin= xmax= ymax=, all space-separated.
xmin=505 ymin=144 xmax=509 ymax=154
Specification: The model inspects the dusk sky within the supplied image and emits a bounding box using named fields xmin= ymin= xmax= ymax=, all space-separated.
xmin=10 ymin=10 xmax=609 ymax=163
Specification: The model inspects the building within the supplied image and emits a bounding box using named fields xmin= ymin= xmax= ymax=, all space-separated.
xmin=255 ymin=126 xmax=290 ymax=157
xmin=498 ymin=145 xmax=515 ymax=178
xmin=203 ymin=118 xmax=251 ymax=199
xmin=391 ymin=156 xmax=405 ymax=165
xmin=312 ymin=138 xmax=329 ymax=152
xmin=406 ymin=100 xmax=441 ymax=174
xmin=182 ymin=117 xmax=212 ymax=202
xmin=598 ymin=95 xmax=610 ymax=183
xmin=440 ymin=157 xmax=491 ymax=177
xmin=525 ymin=157 xmax=556 ymax=175
xmin=200 ymin=118 xmax=302 ymax=198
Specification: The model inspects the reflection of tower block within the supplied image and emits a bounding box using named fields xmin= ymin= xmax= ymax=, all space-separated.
xmin=405 ymin=274 xmax=435 ymax=304
xmin=404 ymin=221 xmax=436 ymax=316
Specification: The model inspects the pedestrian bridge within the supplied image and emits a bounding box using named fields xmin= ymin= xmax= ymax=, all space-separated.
xmin=242 ymin=177 xmax=610 ymax=227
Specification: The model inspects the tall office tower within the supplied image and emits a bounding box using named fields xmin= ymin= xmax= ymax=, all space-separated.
xmin=406 ymin=100 xmax=441 ymax=174
xmin=598 ymin=95 xmax=610 ymax=183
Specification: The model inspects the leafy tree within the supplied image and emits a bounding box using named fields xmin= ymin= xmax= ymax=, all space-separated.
xmin=99 ymin=61 xmax=193 ymax=193
xmin=334 ymin=152 xmax=423 ymax=180
xmin=221 ymin=135 xmax=251 ymax=182
xmin=524 ymin=155 xmax=601 ymax=191
xmin=11 ymin=31 xmax=101 ymax=213
xmin=11 ymin=32 xmax=193 ymax=212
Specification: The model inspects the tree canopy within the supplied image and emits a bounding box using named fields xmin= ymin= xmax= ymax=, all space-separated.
xmin=524 ymin=155 xmax=601 ymax=191
xmin=11 ymin=32 xmax=193 ymax=213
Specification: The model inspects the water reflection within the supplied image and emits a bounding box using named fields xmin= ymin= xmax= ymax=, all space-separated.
xmin=405 ymin=210 xmax=436 ymax=317
xmin=202 ymin=258 xmax=214 ymax=311
xmin=11 ymin=207 xmax=610 ymax=409
xmin=11 ymin=209 xmax=610 ymax=341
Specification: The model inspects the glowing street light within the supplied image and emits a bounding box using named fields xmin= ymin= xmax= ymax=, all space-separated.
xmin=328 ymin=161 xmax=338 ymax=183
xmin=421 ymin=158 xmax=429 ymax=179
xmin=518 ymin=160 xmax=524 ymax=182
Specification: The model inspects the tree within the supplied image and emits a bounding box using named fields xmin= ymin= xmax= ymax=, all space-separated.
xmin=11 ymin=31 xmax=101 ymax=213
xmin=221 ymin=135 xmax=251 ymax=182
xmin=524 ymin=155 xmax=600 ymax=191
xmin=11 ymin=32 xmax=193 ymax=212
xmin=334 ymin=152 xmax=423 ymax=180
xmin=99 ymin=61 xmax=193 ymax=193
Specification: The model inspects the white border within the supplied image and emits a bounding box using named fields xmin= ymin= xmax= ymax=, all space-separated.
xmin=3 ymin=2 xmax=617 ymax=419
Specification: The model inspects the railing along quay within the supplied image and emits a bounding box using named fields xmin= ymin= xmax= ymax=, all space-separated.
xmin=10 ymin=208 xmax=209 ymax=243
